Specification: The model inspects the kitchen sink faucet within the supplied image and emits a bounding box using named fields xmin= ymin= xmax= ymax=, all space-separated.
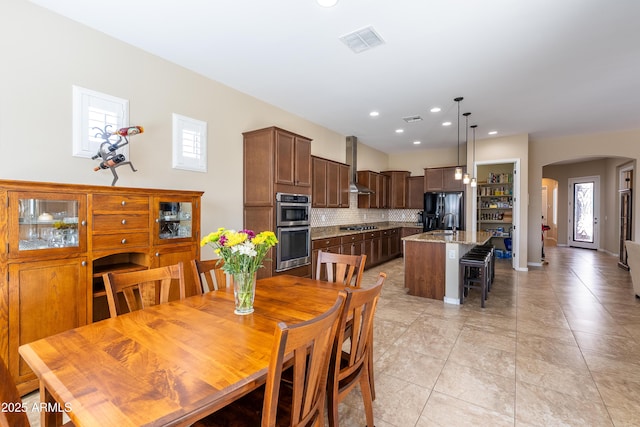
xmin=441 ymin=212 xmax=458 ymax=232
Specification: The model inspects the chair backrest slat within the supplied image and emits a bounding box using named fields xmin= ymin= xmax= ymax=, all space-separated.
xmin=315 ymin=251 xmax=366 ymax=288
xmin=262 ymin=294 xmax=345 ymax=427
xmin=103 ymin=262 xmax=186 ymax=318
xmin=191 ymin=259 xmax=228 ymax=294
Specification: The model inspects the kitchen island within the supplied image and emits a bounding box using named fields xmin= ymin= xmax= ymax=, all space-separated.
xmin=403 ymin=231 xmax=492 ymax=304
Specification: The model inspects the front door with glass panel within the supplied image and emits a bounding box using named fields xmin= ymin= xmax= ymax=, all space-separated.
xmin=568 ymin=176 xmax=600 ymax=250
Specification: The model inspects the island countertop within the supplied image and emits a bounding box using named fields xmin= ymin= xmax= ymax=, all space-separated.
xmin=402 ymin=230 xmax=493 ymax=245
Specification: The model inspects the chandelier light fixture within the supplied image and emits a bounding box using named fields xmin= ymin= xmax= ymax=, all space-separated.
xmin=470 ymin=124 xmax=478 ymax=187
xmin=454 ymin=97 xmax=463 ymax=180
xmin=462 ymin=112 xmax=471 ymax=184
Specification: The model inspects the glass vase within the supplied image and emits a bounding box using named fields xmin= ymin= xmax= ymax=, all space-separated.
xmin=232 ymin=271 xmax=256 ymax=315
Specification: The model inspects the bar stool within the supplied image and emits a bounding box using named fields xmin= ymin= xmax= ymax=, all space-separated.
xmin=469 ymin=245 xmax=494 ymax=291
xmin=459 ymin=249 xmax=491 ymax=308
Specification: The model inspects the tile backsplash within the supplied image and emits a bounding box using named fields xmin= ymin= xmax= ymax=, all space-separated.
xmin=310 ymin=193 xmax=421 ymax=227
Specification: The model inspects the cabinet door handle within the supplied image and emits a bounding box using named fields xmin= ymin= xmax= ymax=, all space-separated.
xmin=121 ymin=219 xmax=127 ymax=225
xmin=155 ymin=252 xmax=160 ymax=257
xmin=121 ymin=200 xmax=126 ymax=206
xmin=155 ymin=218 xmax=160 ymax=223
xmin=81 ymin=261 xmax=87 ymax=267
xmin=81 ymin=220 xmax=87 ymax=226
xmin=121 ymin=238 xmax=127 ymax=244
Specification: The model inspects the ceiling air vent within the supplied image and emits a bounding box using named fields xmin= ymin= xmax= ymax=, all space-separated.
xmin=339 ymin=26 xmax=385 ymax=53
xmin=402 ymin=115 xmax=423 ymax=123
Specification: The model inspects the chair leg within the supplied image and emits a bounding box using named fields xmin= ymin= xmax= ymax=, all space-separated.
xmin=368 ymin=329 xmax=375 ymax=401
xmin=360 ymin=363 xmax=375 ymax=427
xmin=327 ymin=383 xmax=339 ymax=427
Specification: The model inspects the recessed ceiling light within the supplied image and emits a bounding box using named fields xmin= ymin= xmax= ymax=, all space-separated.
xmin=430 ymin=107 xmax=441 ymax=113
xmin=369 ymin=111 xmax=379 ymax=117
xmin=413 ymin=140 xmax=421 ymax=145
xmin=488 ymin=131 xmax=498 ymax=135
xmin=317 ymin=0 xmax=338 ymax=7
xmin=395 ymin=129 xmax=404 ymax=133
xmin=442 ymin=121 xmax=452 ymax=126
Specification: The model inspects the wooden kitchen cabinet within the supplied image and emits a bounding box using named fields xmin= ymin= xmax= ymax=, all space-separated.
xmin=312 ymin=156 xmax=350 ymax=208
xmin=340 ymin=233 xmax=364 ymax=258
xmin=275 ymin=128 xmax=312 ymax=188
xmin=382 ymin=171 xmax=410 ymax=208
xmin=424 ymin=167 xmax=465 ymax=192
xmin=312 ymin=156 xmax=327 ymax=207
xmin=311 ymin=236 xmax=341 ymax=280
xmin=243 ymin=126 xmax=312 ymax=207
xmin=357 ymin=171 xmax=386 ymax=208
xmin=0 ymin=180 xmax=203 ymax=394
xmin=407 ymin=175 xmax=424 ymax=208
xmin=8 ymin=257 xmax=88 ymax=392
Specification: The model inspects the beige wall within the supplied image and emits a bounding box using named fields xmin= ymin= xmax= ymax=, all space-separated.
xmin=388 ymin=146 xmax=465 ymax=176
xmin=530 ymin=130 xmax=639 ymax=264
xmin=0 ymin=0 xmax=347 ymax=250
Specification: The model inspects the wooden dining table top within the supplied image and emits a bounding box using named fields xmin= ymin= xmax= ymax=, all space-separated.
xmin=18 ymin=275 xmax=345 ymax=427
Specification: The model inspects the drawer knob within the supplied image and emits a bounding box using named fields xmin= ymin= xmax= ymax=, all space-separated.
xmin=121 ymin=238 xmax=127 ymax=244
xmin=155 ymin=252 xmax=160 ymax=257
xmin=121 ymin=219 xmax=127 ymax=225
xmin=121 ymin=200 xmax=126 ymax=206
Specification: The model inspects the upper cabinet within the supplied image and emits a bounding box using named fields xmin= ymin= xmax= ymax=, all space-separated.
xmin=8 ymin=191 xmax=88 ymax=258
xmin=244 ymin=127 xmax=312 ymax=207
xmin=407 ymin=175 xmax=424 ymax=209
xmin=382 ymin=171 xmax=410 ymax=209
xmin=275 ymin=128 xmax=311 ymax=188
xmin=424 ymin=166 xmax=465 ymax=192
xmin=312 ymin=156 xmax=350 ymax=208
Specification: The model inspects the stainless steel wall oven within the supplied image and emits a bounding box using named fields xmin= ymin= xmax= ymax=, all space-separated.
xmin=275 ymin=193 xmax=311 ymax=271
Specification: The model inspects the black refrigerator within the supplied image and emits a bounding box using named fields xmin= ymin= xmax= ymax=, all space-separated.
xmin=423 ymin=191 xmax=464 ymax=231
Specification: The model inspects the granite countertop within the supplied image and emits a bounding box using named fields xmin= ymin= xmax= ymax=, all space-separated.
xmin=311 ymin=222 xmax=423 ymax=240
xmin=402 ymin=230 xmax=493 ymax=245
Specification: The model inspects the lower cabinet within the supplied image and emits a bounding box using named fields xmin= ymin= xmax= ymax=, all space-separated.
xmin=152 ymin=244 xmax=199 ymax=299
xmin=311 ymin=227 xmax=402 ymax=280
xmin=311 ymin=237 xmax=341 ymax=280
xmin=8 ymin=258 xmax=88 ymax=394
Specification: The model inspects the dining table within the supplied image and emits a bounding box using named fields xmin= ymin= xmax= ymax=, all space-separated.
xmin=18 ymin=274 xmax=345 ymax=427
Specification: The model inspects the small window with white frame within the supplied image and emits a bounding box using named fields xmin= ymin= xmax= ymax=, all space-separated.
xmin=72 ymin=86 xmax=129 ymax=159
xmin=172 ymin=113 xmax=207 ymax=173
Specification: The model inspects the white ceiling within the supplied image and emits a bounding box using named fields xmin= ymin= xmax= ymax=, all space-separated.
xmin=30 ymin=0 xmax=640 ymax=153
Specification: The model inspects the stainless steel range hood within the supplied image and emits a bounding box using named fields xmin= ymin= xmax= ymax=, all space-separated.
xmin=346 ymin=136 xmax=374 ymax=194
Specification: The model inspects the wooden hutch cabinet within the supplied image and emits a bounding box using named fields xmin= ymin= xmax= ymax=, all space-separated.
xmin=0 ymin=180 xmax=202 ymax=394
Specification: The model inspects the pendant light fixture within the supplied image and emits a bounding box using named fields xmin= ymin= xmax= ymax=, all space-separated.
xmin=454 ymin=97 xmax=463 ymax=180
xmin=470 ymin=124 xmax=478 ymax=187
xmin=462 ymin=112 xmax=471 ymax=184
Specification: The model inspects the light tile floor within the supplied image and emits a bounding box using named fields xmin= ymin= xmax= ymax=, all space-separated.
xmin=338 ymin=245 xmax=640 ymax=426
xmin=23 ymin=245 xmax=640 ymax=426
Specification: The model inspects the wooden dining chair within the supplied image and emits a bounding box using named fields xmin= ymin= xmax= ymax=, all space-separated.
xmin=1 ymin=357 xmax=30 ymax=427
xmin=103 ymin=262 xmax=186 ymax=318
xmin=192 ymin=293 xmax=346 ymax=427
xmin=327 ymin=272 xmax=386 ymax=427
xmin=315 ymin=250 xmax=366 ymax=288
xmin=190 ymin=258 xmax=228 ymax=294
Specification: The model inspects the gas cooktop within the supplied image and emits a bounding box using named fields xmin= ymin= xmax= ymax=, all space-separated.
xmin=339 ymin=225 xmax=378 ymax=231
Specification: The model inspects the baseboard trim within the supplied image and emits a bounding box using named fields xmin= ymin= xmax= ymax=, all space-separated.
xmin=444 ymin=296 xmax=461 ymax=305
